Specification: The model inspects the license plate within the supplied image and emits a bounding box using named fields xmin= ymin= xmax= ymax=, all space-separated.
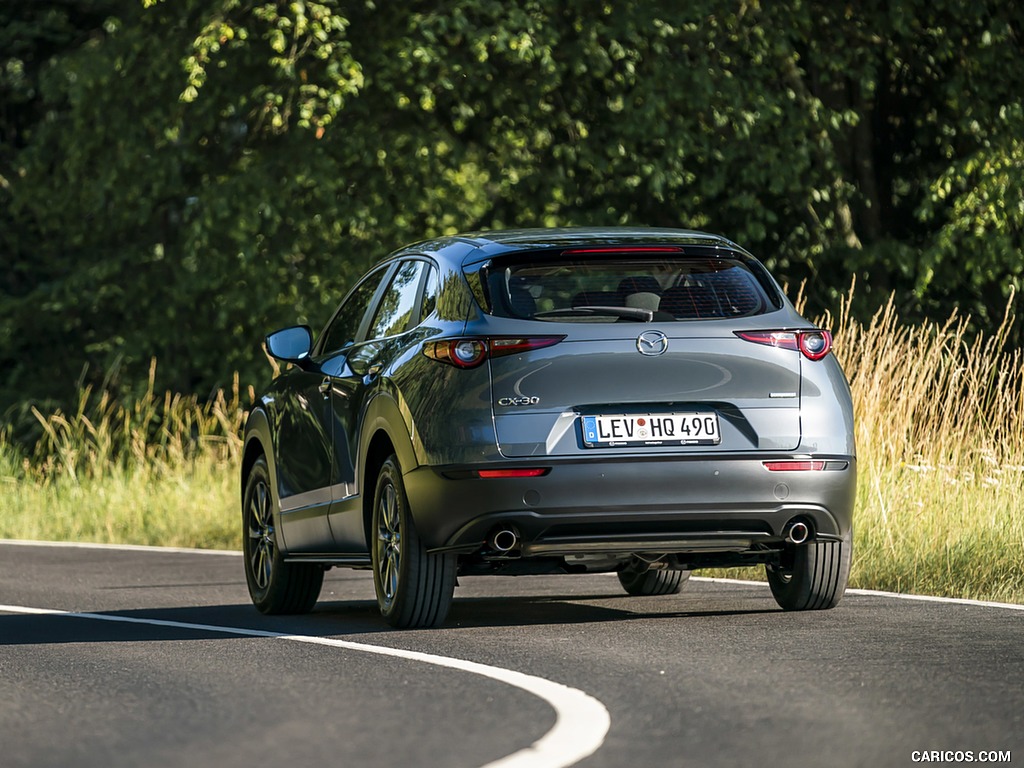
xmin=581 ymin=412 xmax=721 ymax=447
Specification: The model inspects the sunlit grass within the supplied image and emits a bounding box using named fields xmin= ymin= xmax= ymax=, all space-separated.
xmin=839 ymin=287 xmax=1024 ymax=602
xmin=2 ymin=289 xmax=1024 ymax=603
xmin=0 ymin=454 xmax=239 ymax=549
xmin=0 ymin=362 xmax=245 ymax=550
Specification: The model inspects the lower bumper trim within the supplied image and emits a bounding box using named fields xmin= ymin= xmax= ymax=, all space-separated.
xmin=523 ymin=532 xmax=770 ymax=557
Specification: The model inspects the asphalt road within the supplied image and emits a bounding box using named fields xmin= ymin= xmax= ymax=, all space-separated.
xmin=1 ymin=540 xmax=1021 ymax=768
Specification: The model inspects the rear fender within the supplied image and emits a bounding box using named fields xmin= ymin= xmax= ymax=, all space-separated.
xmin=359 ymin=393 xmax=419 ymax=488
xmin=798 ymin=356 xmax=856 ymax=456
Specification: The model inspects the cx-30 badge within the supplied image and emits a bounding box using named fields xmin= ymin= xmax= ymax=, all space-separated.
xmin=498 ymin=395 xmax=541 ymax=407
xmin=636 ymin=330 xmax=669 ymax=356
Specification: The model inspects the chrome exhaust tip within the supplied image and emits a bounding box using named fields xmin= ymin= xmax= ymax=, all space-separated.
xmin=488 ymin=527 xmax=520 ymax=553
xmin=785 ymin=520 xmax=811 ymax=545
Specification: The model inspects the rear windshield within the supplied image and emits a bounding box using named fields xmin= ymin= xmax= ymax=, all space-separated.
xmin=481 ymin=256 xmax=779 ymax=321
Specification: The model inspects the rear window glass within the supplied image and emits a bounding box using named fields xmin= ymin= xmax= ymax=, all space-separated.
xmin=482 ymin=256 xmax=776 ymax=321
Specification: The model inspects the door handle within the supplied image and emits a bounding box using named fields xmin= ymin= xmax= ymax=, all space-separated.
xmin=318 ymin=378 xmax=331 ymax=395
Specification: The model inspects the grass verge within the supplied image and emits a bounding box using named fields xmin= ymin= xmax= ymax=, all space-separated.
xmin=1 ymin=363 xmax=243 ymax=550
xmin=2 ymin=291 xmax=1023 ymax=603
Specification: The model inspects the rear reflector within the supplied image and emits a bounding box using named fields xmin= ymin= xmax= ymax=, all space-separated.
xmin=477 ymin=468 xmax=549 ymax=478
xmin=763 ymin=460 xmax=826 ymax=471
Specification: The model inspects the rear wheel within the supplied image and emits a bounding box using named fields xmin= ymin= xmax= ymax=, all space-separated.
xmin=767 ymin=530 xmax=852 ymax=611
xmin=617 ymin=559 xmax=690 ymax=596
xmin=372 ymin=455 xmax=456 ymax=628
xmin=243 ymin=456 xmax=323 ymax=614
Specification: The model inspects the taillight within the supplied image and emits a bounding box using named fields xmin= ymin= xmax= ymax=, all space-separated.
xmin=798 ymin=331 xmax=832 ymax=361
xmin=423 ymin=336 xmax=565 ymax=368
xmin=422 ymin=339 xmax=488 ymax=368
xmin=735 ymin=330 xmax=833 ymax=361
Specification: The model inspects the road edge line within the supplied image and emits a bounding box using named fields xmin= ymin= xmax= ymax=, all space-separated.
xmin=0 ymin=602 xmax=610 ymax=768
xmin=691 ymin=575 xmax=1024 ymax=612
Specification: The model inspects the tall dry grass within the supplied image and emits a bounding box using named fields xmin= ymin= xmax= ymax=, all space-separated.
xmin=828 ymin=285 xmax=1024 ymax=601
xmin=0 ymin=361 xmax=248 ymax=549
xmin=2 ymin=292 xmax=1023 ymax=601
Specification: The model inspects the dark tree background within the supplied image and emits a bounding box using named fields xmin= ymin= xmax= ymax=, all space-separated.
xmin=2 ymin=0 xmax=1022 ymax=421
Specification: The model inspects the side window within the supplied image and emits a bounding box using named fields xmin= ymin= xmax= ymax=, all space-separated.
xmin=420 ymin=265 xmax=439 ymax=319
xmin=368 ymin=260 xmax=427 ymax=340
xmin=319 ymin=267 xmax=389 ymax=355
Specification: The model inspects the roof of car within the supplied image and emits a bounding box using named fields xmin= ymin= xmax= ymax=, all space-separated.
xmin=392 ymin=227 xmax=747 ymax=265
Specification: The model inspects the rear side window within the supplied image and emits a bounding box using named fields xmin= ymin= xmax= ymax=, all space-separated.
xmin=368 ymin=259 xmax=427 ymax=339
xmin=319 ymin=266 xmax=390 ymax=354
xmin=482 ymin=256 xmax=776 ymax=321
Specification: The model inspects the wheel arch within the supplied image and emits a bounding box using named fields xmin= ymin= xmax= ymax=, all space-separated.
xmin=359 ymin=393 xmax=420 ymax=551
xmin=241 ymin=408 xmax=273 ymax=484
xmin=240 ymin=407 xmax=290 ymax=550
xmin=362 ymin=429 xmax=397 ymax=552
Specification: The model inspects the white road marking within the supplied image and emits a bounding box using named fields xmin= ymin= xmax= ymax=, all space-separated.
xmin=0 ymin=602 xmax=610 ymax=768
xmin=845 ymin=587 xmax=1024 ymax=612
xmin=0 ymin=538 xmax=241 ymax=556
xmin=693 ymin=576 xmax=1024 ymax=612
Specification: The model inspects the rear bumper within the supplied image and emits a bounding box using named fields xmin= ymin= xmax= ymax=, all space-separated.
xmin=402 ymin=454 xmax=856 ymax=554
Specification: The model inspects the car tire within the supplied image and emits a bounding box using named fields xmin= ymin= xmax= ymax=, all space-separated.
xmin=766 ymin=530 xmax=852 ymax=611
xmin=243 ymin=456 xmax=324 ymax=614
xmin=617 ymin=561 xmax=690 ymax=596
xmin=372 ymin=455 xmax=456 ymax=628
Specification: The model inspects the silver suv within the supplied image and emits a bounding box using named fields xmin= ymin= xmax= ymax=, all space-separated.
xmin=241 ymin=228 xmax=856 ymax=627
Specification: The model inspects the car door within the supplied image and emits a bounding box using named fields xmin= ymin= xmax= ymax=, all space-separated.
xmin=269 ymin=360 xmax=338 ymax=553
xmin=275 ymin=263 xmax=393 ymax=553
xmin=326 ymin=258 xmax=432 ymax=551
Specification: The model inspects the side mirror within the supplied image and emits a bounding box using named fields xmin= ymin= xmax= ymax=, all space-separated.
xmin=265 ymin=326 xmax=313 ymax=366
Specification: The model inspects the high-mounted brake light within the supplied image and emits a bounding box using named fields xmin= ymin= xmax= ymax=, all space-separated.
xmin=561 ymin=246 xmax=684 ymax=255
xmin=735 ymin=330 xmax=833 ymax=361
xmin=423 ymin=336 xmax=565 ymax=369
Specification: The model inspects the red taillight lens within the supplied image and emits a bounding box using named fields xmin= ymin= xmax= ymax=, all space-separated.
xmin=422 ymin=339 xmax=488 ymax=368
xmin=736 ymin=331 xmax=799 ymax=351
xmin=797 ymin=331 xmax=832 ymax=361
xmin=763 ymin=460 xmax=826 ymax=471
xmin=735 ymin=330 xmax=832 ymax=361
xmin=488 ymin=337 xmax=564 ymax=356
xmin=477 ymin=468 xmax=549 ymax=478
xmin=423 ymin=336 xmax=564 ymax=368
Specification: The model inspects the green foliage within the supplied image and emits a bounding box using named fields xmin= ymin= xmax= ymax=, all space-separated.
xmin=2 ymin=0 xmax=1023 ymax=421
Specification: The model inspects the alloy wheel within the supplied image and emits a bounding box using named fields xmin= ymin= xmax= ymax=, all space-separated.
xmin=248 ymin=479 xmax=275 ymax=590
xmin=376 ymin=482 xmax=402 ymax=605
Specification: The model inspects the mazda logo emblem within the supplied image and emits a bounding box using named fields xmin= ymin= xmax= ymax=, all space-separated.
xmin=636 ymin=330 xmax=669 ymax=356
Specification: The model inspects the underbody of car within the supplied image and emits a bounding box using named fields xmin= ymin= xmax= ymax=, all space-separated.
xmin=241 ymin=227 xmax=856 ymax=627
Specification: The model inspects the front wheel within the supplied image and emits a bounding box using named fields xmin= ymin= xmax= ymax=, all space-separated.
xmin=372 ymin=455 xmax=456 ymax=628
xmin=767 ymin=530 xmax=852 ymax=611
xmin=242 ymin=456 xmax=323 ymax=614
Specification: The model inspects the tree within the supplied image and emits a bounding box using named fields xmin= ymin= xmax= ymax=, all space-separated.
xmin=2 ymin=0 xmax=1022 ymax=420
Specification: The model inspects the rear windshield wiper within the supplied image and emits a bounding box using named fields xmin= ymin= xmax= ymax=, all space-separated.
xmin=531 ymin=306 xmax=655 ymax=322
